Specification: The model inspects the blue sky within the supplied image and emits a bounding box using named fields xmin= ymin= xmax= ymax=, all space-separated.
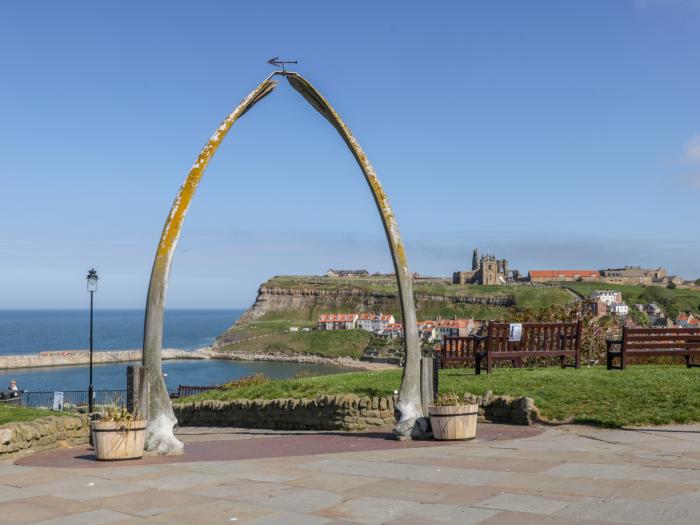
xmin=1 ymin=1 xmax=699 ymax=308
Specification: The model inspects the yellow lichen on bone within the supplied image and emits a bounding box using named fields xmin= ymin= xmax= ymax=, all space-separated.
xmin=154 ymin=79 xmax=277 ymax=269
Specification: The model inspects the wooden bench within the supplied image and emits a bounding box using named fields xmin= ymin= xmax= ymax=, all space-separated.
xmin=439 ymin=336 xmax=484 ymax=368
xmin=606 ymin=327 xmax=700 ymax=370
xmin=476 ymin=321 xmax=583 ymax=375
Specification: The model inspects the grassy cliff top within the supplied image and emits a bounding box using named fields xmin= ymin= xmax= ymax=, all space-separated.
xmin=263 ymin=275 xmax=574 ymax=310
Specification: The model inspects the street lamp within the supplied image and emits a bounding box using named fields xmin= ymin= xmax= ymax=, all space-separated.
xmin=86 ymin=269 xmax=98 ymax=413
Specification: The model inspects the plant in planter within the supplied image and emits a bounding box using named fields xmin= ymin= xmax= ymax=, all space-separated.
xmin=91 ymin=405 xmax=147 ymax=461
xmin=429 ymin=392 xmax=478 ymax=441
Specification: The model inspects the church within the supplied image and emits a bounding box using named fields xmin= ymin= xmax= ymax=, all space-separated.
xmin=453 ymin=248 xmax=510 ymax=285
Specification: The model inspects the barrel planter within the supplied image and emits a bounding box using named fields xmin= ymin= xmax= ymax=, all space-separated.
xmin=91 ymin=419 xmax=147 ymax=461
xmin=429 ymin=404 xmax=478 ymax=440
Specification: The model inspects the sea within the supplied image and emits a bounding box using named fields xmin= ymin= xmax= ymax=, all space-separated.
xmin=0 ymin=309 xmax=348 ymax=392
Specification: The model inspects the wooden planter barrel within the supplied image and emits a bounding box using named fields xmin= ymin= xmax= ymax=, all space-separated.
xmin=91 ymin=419 xmax=147 ymax=461
xmin=429 ymin=404 xmax=478 ymax=440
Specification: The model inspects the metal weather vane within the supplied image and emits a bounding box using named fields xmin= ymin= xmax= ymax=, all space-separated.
xmin=267 ymin=56 xmax=298 ymax=74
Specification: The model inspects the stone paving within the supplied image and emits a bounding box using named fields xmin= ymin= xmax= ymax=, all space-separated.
xmin=2 ymin=423 xmax=700 ymax=524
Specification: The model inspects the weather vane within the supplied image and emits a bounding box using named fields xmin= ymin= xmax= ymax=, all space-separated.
xmin=267 ymin=57 xmax=298 ymax=74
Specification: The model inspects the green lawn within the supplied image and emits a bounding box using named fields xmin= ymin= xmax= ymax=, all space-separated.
xmin=0 ymin=405 xmax=59 ymax=425
xmin=217 ymin=325 xmax=374 ymax=358
xmin=183 ymin=366 xmax=700 ymax=428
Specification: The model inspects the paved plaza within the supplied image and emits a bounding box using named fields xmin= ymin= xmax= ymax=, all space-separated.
xmin=2 ymin=423 xmax=700 ymax=524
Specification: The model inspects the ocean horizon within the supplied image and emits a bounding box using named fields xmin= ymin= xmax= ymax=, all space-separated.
xmin=0 ymin=309 xmax=245 ymax=356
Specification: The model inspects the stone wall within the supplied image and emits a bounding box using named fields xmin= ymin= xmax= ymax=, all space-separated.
xmin=0 ymin=415 xmax=90 ymax=458
xmin=466 ymin=391 xmax=536 ymax=426
xmin=174 ymin=393 xmax=537 ymax=430
xmin=174 ymin=395 xmax=396 ymax=431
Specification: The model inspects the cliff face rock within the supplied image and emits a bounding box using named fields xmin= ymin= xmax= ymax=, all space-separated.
xmin=214 ymin=282 xmax=514 ymax=347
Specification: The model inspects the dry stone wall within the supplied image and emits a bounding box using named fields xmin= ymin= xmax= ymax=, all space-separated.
xmin=174 ymin=393 xmax=537 ymax=430
xmin=0 ymin=415 xmax=89 ymax=458
xmin=174 ymin=395 xmax=396 ymax=431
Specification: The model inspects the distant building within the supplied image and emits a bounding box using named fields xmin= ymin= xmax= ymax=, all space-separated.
xmin=645 ymin=303 xmax=663 ymax=317
xmin=326 ymin=269 xmax=369 ymax=278
xmin=357 ymin=313 xmax=374 ymax=331
xmin=593 ymin=298 xmax=608 ymax=317
xmin=599 ymin=266 xmax=667 ymax=285
xmin=372 ymin=314 xmax=395 ymax=333
xmin=676 ymin=312 xmax=699 ymax=328
xmin=434 ymin=318 xmax=472 ymax=339
xmin=591 ymin=290 xmax=622 ymax=306
xmin=383 ymin=323 xmax=403 ymax=339
xmin=317 ymin=313 xmax=359 ymax=330
xmin=417 ymin=321 xmax=437 ymax=341
xmin=609 ymin=303 xmax=629 ymax=316
xmin=454 ymin=249 xmax=509 ymax=285
xmin=528 ymin=270 xmax=600 ymax=283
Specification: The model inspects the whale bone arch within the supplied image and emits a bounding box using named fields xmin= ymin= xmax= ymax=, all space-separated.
xmin=142 ymin=72 xmax=426 ymax=454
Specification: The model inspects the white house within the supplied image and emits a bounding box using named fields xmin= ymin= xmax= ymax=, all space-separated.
xmin=591 ymin=290 xmax=622 ymax=306
xmin=609 ymin=303 xmax=629 ymax=316
xmin=434 ymin=319 xmax=471 ymax=340
xmin=372 ymin=313 xmax=395 ymax=333
xmin=357 ymin=313 xmax=374 ymax=332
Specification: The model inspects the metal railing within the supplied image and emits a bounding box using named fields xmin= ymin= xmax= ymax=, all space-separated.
xmin=21 ymin=390 xmax=128 ymax=410
xmin=17 ymin=386 xmax=205 ymax=411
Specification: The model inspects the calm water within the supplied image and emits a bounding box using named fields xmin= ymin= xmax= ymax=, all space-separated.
xmin=0 ymin=359 xmax=349 ymax=392
xmin=0 ymin=309 xmax=349 ymax=391
xmin=0 ymin=309 xmax=242 ymax=355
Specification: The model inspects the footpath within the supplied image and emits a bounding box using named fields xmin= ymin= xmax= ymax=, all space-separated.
xmin=3 ymin=423 xmax=700 ymax=524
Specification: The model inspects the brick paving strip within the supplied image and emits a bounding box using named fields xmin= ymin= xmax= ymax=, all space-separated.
xmin=16 ymin=424 xmax=542 ymax=468
xmin=2 ymin=423 xmax=700 ymax=524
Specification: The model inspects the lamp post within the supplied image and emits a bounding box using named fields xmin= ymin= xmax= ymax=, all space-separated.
xmin=86 ymin=269 xmax=98 ymax=413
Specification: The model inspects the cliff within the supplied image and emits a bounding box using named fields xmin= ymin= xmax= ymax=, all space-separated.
xmin=236 ymin=284 xmax=515 ymax=326
xmin=214 ymin=275 xmax=574 ymax=350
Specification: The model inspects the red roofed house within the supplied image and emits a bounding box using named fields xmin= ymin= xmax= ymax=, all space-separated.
xmin=384 ymin=323 xmax=403 ymax=339
xmin=317 ymin=313 xmax=359 ymax=331
xmin=528 ymin=270 xmax=600 ymax=283
xmin=676 ymin=312 xmax=698 ymax=328
xmin=434 ymin=319 xmax=472 ymax=340
xmin=417 ymin=321 xmax=437 ymax=341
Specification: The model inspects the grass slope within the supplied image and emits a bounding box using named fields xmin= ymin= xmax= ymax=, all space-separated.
xmin=0 ymin=405 xmax=60 ymax=425
xmin=218 ymin=324 xmax=373 ymax=359
xmin=185 ymin=366 xmax=700 ymax=428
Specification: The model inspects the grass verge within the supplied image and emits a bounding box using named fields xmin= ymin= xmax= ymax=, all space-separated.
xmin=0 ymin=405 xmax=62 ymax=425
xmin=183 ymin=365 xmax=700 ymax=428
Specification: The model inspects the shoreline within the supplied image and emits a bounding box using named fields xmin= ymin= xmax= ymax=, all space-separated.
xmin=202 ymin=348 xmax=397 ymax=371
xmin=0 ymin=348 xmax=396 ymax=372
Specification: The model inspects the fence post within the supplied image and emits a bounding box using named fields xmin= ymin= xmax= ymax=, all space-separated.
xmin=127 ymin=365 xmax=149 ymax=419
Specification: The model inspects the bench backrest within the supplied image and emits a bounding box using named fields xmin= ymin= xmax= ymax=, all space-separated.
xmin=622 ymin=327 xmax=700 ymax=351
xmin=441 ymin=336 xmax=480 ymax=360
xmin=487 ymin=321 xmax=582 ymax=353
